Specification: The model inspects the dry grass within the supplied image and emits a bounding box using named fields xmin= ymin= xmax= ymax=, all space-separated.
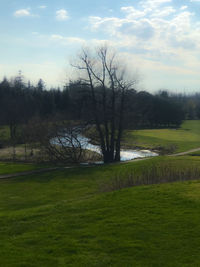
xmin=0 ymin=145 xmax=102 ymax=164
xmin=0 ymin=145 xmax=41 ymax=162
xmin=102 ymin=163 xmax=200 ymax=192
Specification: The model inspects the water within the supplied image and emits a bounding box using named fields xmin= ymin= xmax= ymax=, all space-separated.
xmin=120 ymin=149 xmax=157 ymax=161
xmin=52 ymin=134 xmax=158 ymax=162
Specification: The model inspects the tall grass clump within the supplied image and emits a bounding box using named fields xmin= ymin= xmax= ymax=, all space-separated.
xmin=102 ymin=163 xmax=200 ymax=192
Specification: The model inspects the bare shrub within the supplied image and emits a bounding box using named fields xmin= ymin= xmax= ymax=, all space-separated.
xmin=41 ymin=121 xmax=87 ymax=164
xmin=158 ymin=144 xmax=177 ymax=155
xmin=23 ymin=116 xmax=88 ymax=164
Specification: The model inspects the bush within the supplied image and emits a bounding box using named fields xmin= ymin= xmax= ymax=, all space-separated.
xmin=157 ymin=144 xmax=177 ymax=155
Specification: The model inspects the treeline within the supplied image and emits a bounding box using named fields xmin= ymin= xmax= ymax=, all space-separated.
xmin=1 ymin=73 xmax=200 ymax=142
xmin=0 ymin=75 xmax=188 ymax=131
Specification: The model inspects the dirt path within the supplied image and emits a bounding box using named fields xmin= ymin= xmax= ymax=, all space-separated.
xmin=169 ymin=147 xmax=200 ymax=156
xmin=0 ymin=167 xmax=73 ymax=180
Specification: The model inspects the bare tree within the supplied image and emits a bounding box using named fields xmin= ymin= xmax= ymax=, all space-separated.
xmin=25 ymin=117 xmax=86 ymax=164
xmin=72 ymin=45 xmax=136 ymax=163
xmin=45 ymin=121 xmax=86 ymax=164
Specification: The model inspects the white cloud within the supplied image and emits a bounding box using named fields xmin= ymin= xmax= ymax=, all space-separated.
xmin=121 ymin=6 xmax=146 ymax=19
xmin=50 ymin=34 xmax=115 ymax=50
xmin=89 ymin=2 xmax=199 ymax=53
xmin=14 ymin=9 xmax=31 ymax=17
xmin=89 ymin=16 xmax=124 ymax=37
xmin=50 ymin=34 xmax=85 ymax=45
xmin=150 ymin=6 xmax=176 ymax=17
xmin=87 ymin=0 xmax=200 ymax=91
xmin=140 ymin=0 xmax=172 ymax=11
xmin=180 ymin=6 xmax=188 ymax=10
xmin=39 ymin=5 xmax=47 ymax=9
xmin=56 ymin=9 xmax=69 ymax=21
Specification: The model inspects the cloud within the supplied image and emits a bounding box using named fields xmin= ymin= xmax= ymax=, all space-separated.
xmin=88 ymin=1 xmax=199 ymax=54
xmin=87 ymin=0 xmax=200 ymax=91
xmin=150 ymin=6 xmax=176 ymax=17
xmin=14 ymin=9 xmax=31 ymax=17
xmin=50 ymin=34 xmax=85 ymax=45
xmin=56 ymin=9 xmax=69 ymax=21
xmin=139 ymin=0 xmax=172 ymax=12
xmin=39 ymin=5 xmax=47 ymax=9
xmin=180 ymin=6 xmax=188 ymax=10
xmin=121 ymin=6 xmax=146 ymax=19
xmin=50 ymin=34 xmax=115 ymax=49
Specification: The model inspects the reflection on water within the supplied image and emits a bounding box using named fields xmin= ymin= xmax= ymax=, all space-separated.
xmin=120 ymin=149 xmax=158 ymax=161
xmin=52 ymin=134 xmax=158 ymax=162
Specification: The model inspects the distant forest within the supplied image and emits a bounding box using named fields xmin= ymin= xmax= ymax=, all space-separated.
xmin=0 ymin=73 xmax=199 ymax=131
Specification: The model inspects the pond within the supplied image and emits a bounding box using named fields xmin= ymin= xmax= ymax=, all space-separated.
xmin=52 ymin=134 xmax=158 ymax=162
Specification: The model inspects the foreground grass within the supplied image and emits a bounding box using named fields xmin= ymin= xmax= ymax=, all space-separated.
xmin=1 ymin=156 xmax=200 ymax=266
xmin=124 ymin=120 xmax=200 ymax=153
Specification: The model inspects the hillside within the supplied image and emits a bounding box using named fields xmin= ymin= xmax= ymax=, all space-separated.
xmin=1 ymin=156 xmax=200 ymax=266
xmin=124 ymin=120 xmax=200 ymax=153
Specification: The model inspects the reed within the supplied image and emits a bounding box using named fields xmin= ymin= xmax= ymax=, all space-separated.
xmin=102 ymin=163 xmax=200 ymax=192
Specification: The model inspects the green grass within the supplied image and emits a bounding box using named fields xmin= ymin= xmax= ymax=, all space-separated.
xmin=124 ymin=120 xmax=200 ymax=153
xmin=1 ymin=156 xmax=200 ymax=266
xmin=0 ymin=162 xmax=52 ymax=175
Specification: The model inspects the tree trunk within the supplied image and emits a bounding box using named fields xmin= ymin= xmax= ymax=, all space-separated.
xmin=115 ymin=87 xmax=125 ymax=162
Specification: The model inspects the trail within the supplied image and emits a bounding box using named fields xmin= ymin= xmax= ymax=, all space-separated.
xmin=0 ymin=167 xmax=72 ymax=180
xmin=168 ymin=147 xmax=200 ymax=156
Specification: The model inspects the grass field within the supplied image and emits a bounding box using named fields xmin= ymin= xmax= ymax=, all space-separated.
xmin=1 ymin=120 xmax=200 ymax=266
xmin=0 ymin=162 xmax=52 ymax=175
xmin=124 ymin=120 xmax=200 ymax=153
xmin=1 ymin=156 xmax=200 ymax=266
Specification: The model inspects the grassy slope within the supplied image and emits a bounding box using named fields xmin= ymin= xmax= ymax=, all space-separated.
xmin=0 ymin=162 xmax=52 ymax=175
xmin=1 ymin=156 xmax=200 ymax=266
xmin=124 ymin=120 xmax=200 ymax=152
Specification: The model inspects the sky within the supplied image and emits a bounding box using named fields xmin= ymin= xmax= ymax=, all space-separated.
xmin=1 ymin=0 xmax=200 ymax=92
